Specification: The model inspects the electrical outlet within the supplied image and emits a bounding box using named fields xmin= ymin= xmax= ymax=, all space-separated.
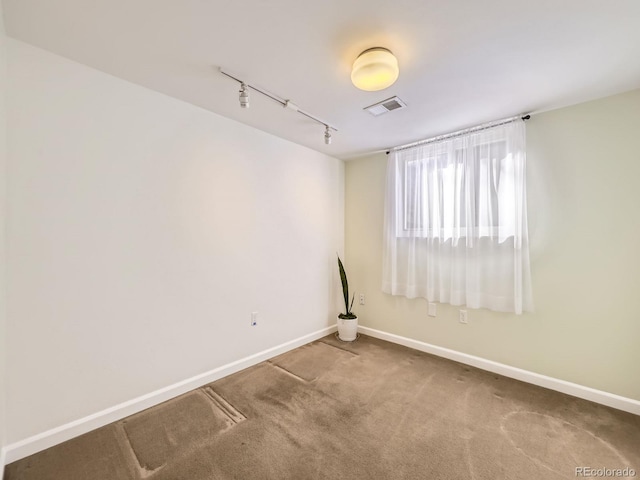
xmin=359 ymin=293 xmax=365 ymax=305
xmin=459 ymin=309 xmax=468 ymax=324
xmin=251 ymin=312 xmax=258 ymax=326
xmin=428 ymin=302 xmax=436 ymax=317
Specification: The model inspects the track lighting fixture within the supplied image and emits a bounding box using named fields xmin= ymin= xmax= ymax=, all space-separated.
xmin=219 ymin=68 xmax=337 ymax=145
xmin=239 ymin=83 xmax=249 ymax=108
xmin=324 ymin=126 xmax=332 ymax=145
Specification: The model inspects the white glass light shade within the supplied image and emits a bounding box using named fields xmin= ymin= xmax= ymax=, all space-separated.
xmin=351 ymin=47 xmax=399 ymax=91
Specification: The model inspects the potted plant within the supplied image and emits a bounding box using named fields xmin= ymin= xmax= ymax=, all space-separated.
xmin=337 ymin=255 xmax=358 ymax=341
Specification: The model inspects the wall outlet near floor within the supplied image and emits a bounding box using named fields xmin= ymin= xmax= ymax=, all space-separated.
xmin=428 ymin=302 xmax=437 ymax=317
xmin=459 ymin=309 xmax=468 ymax=324
xmin=251 ymin=311 xmax=258 ymax=326
xmin=359 ymin=293 xmax=365 ymax=305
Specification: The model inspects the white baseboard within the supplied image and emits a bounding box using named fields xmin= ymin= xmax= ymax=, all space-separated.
xmin=0 ymin=447 xmax=6 ymax=480
xmin=359 ymin=326 xmax=640 ymax=416
xmin=3 ymin=325 xmax=337 ymax=465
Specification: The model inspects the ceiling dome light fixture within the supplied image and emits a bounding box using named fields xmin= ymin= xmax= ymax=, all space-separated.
xmin=351 ymin=47 xmax=399 ymax=91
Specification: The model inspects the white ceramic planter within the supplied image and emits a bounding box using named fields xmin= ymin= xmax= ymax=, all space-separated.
xmin=337 ymin=315 xmax=358 ymax=341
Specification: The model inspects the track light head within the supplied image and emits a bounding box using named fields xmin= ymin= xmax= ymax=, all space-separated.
xmin=324 ymin=126 xmax=332 ymax=145
xmin=239 ymin=83 xmax=249 ymax=108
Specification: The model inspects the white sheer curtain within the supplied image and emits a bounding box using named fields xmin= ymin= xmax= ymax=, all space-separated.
xmin=382 ymin=120 xmax=533 ymax=314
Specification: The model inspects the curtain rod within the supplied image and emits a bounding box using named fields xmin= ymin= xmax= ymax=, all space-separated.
xmin=387 ymin=114 xmax=531 ymax=154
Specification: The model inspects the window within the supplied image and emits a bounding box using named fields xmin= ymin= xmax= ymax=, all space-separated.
xmin=398 ymin=140 xmax=518 ymax=241
xmin=383 ymin=120 xmax=533 ymax=314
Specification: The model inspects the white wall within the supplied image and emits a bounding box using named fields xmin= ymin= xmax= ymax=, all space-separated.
xmin=345 ymin=89 xmax=640 ymax=401
xmin=0 ymin=2 xmax=8 ymax=467
xmin=5 ymin=39 xmax=344 ymax=444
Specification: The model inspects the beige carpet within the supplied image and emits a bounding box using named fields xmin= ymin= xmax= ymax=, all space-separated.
xmin=5 ymin=334 xmax=640 ymax=479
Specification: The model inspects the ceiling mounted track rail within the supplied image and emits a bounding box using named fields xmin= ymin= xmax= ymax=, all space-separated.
xmin=219 ymin=68 xmax=338 ymax=144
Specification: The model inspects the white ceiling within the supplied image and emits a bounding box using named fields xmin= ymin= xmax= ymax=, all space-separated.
xmin=3 ymin=0 xmax=640 ymax=160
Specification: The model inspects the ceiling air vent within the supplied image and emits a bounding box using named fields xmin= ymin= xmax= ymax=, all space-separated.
xmin=364 ymin=96 xmax=407 ymax=116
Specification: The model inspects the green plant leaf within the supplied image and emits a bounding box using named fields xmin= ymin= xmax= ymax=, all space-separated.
xmin=337 ymin=255 xmax=350 ymax=315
